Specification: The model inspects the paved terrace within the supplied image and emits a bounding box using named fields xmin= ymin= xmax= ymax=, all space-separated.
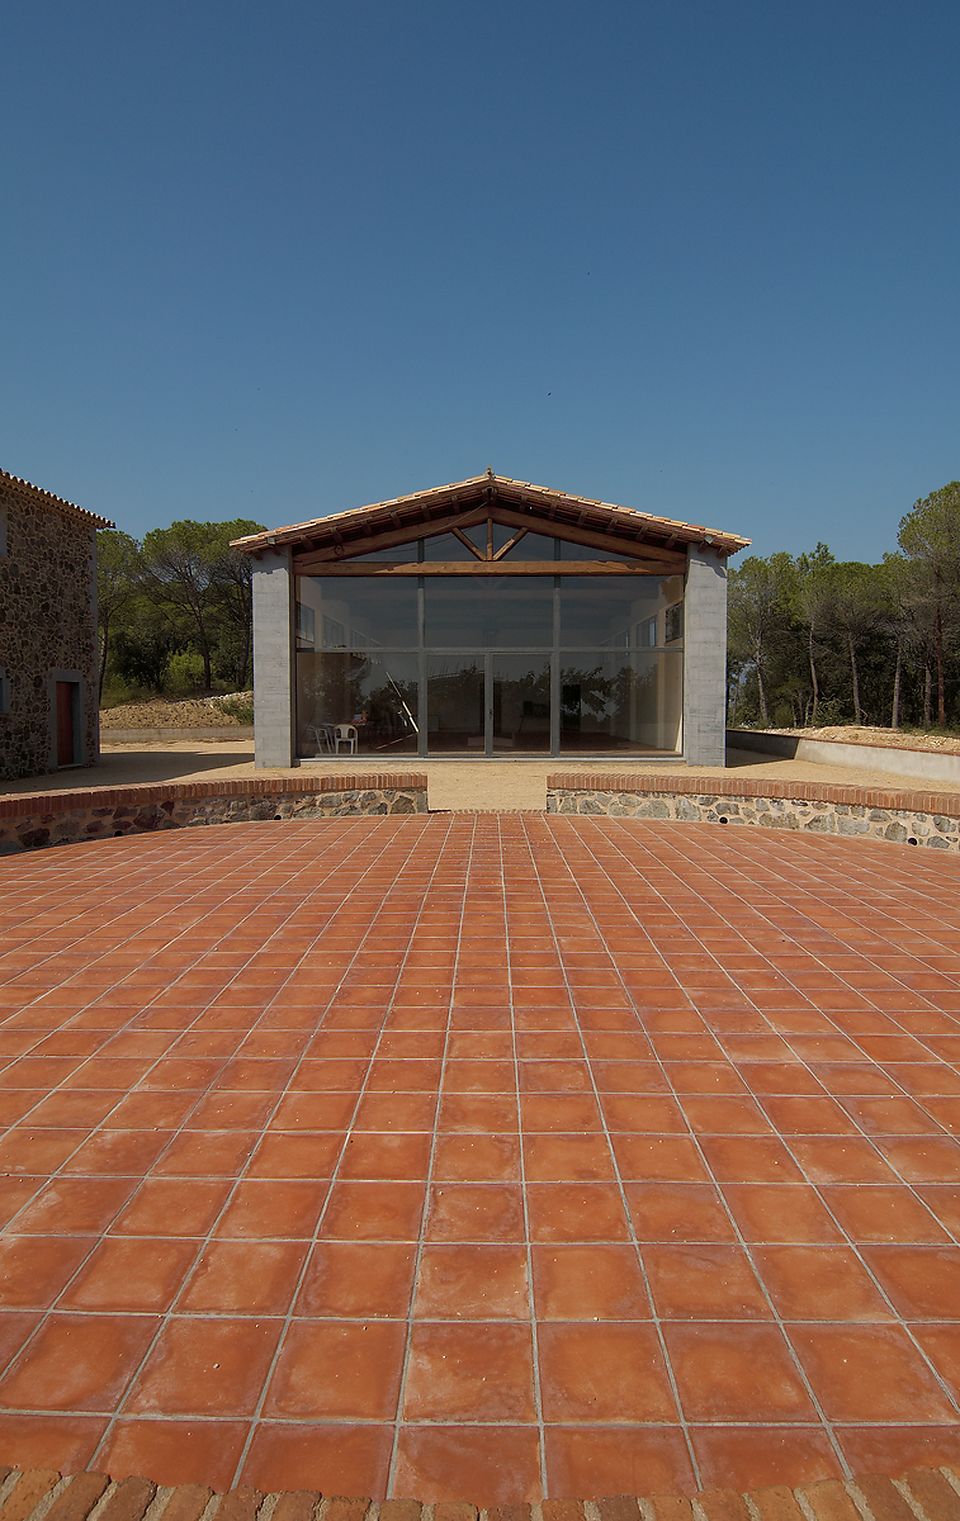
xmin=1 ymin=817 xmax=960 ymax=1502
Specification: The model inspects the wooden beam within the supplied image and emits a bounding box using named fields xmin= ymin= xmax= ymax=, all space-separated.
xmin=488 ymin=505 xmax=685 ymax=567
xmin=298 ymin=560 xmax=668 ymax=576
xmin=451 ymin=526 xmax=486 ymax=560
xmin=292 ymin=505 xmax=490 ymax=567
xmin=492 ymin=528 xmax=527 ymax=562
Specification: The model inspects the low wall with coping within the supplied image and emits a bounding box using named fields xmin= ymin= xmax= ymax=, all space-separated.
xmin=0 ymin=774 xmax=428 ymax=854
xmin=729 ymin=726 xmax=960 ymax=785
xmin=547 ymin=771 xmax=960 ymax=850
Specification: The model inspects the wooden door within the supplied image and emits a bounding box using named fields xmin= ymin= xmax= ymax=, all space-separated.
xmin=56 ymin=682 xmax=75 ymax=766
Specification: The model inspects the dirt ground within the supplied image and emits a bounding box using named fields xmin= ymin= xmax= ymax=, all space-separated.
xmin=772 ymin=724 xmax=960 ymax=754
xmin=4 ymin=740 xmax=959 ymax=811
xmin=100 ymin=694 xmax=252 ymax=729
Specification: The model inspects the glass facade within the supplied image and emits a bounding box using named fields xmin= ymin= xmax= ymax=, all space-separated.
xmin=295 ymin=538 xmax=684 ymax=757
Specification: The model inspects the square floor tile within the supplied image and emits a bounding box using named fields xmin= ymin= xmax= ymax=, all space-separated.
xmin=181 ymin=1240 xmax=307 ymax=1313
xmin=790 ymin=1323 xmax=956 ymax=1422
xmin=644 ymin=1244 xmax=771 ymax=1319
xmin=61 ymin=1237 xmax=197 ymax=1312
xmin=297 ymin=1241 xmax=417 ymax=1317
xmin=664 ymin=1323 xmax=816 ymax=1422
xmin=402 ymin=1322 xmax=536 ymax=1421
xmin=125 ymin=1316 xmax=283 ymax=1415
xmin=532 ymin=1243 xmax=650 ymax=1320
xmin=265 ymin=1319 xmax=406 ymax=1419
xmin=392 ymin=1426 xmax=542 ymax=1505
xmin=414 ymin=1244 xmax=528 ymax=1319
xmin=538 ymin=1321 xmax=675 ymax=1421
xmin=0 ymin=1313 xmax=155 ymax=1411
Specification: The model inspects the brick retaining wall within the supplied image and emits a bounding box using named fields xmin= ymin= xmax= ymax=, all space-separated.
xmin=546 ymin=773 xmax=960 ymax=851
xmin=0 ymin=1464 xmax=957 ymax=1521
xmin=0 ymin=774 xmax=428 ymax=854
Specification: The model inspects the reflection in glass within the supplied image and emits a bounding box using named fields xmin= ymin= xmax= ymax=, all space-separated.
xmin=296 ymin=651 xmax=419 ymax=756
xmin=559 ymin=652 xmax=682 ymax=753
xmin=426 ymin=577 xmax=553 ymax=647
xmin=296 ymin=577 xmax=418 ymax=647
xmin=492 ymin=655 xmax=550 ymax=752
xmin=426 ymin=654 xmax=484 ymax=752
xmin=559 ymin=576 xmax=684 ymax=648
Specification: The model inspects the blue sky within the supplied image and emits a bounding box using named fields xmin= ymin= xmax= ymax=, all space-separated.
xmin=2 ymin=1 xmax=957 ymax=560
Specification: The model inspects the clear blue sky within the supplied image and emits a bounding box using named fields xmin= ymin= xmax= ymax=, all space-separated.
xmin=2 ymin=1 xmax=957 ymax=561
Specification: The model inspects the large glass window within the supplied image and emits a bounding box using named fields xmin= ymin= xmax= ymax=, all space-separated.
xmin=295 ymin=564 xmax=684 ymax=757
xmin=296 ymin=651 xmax=419 ymax=756
xmin=296 ymin=577 xmax=418 ymax=648
xmin=560 ymin=652 xmax=682 ymax=754
xmin=559 ymin=575 xmax=684 ymax=649
xmin=425 ymin=577 xmax=553 ymax=647
xmin=426 ymin=655 xmax=485 ymax=752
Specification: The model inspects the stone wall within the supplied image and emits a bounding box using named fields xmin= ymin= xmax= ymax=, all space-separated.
xmin=0 ymin=774 xmax=428 ymax=854
xmin=546 ymin=772 xmax=960 ymax=851
xmin=0 ymin=481 xmax=99 ymax=780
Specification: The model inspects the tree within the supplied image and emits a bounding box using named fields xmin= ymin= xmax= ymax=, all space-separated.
xmin=829 ymin=562 xmax=882 ymax=725
xmin=727 ymin=554 xmax=797 ymax=726
xmin=898 ymin=483 xmax=960 ymax=727
xmin=794 ymin=544 xmax=835 ymax=725
xmin=96 ymin=530 xmax=142 ymax=699
xmin=141 ymin=519 xmax=264 ymax=691
xmin=208 ymin=519 xmax=265 ymax=690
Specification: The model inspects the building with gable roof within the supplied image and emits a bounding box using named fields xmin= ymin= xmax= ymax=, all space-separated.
xmin=0 ymin=467 xmax=114 ymax=781
xmin=231 ymin=471 xmax=749 ymax=768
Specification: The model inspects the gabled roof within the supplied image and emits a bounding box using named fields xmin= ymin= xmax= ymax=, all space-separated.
xmin=231 ymin=471 xmax=749 ymax=557
xmin=0 ymin=466 xmax=115 ymax=529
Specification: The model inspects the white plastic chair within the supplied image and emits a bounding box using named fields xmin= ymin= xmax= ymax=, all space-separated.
xmin=334 ymin=723 xmax=358 ymax=755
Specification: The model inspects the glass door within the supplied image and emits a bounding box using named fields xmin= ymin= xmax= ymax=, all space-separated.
xmin=425 ymin=654 xmax=485 ymax=753
xmin=488 ymin=654 xmax=551 ymax=753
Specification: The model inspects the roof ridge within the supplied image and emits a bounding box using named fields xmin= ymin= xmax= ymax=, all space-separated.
xmin=0 ymin=466 xmax=115 ymax=529
xmin=231 ymin=472 xmax=749 ymax=554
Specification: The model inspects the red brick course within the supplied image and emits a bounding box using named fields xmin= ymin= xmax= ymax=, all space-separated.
xmin=0 ymin=1467 xmax=956 ymax=1521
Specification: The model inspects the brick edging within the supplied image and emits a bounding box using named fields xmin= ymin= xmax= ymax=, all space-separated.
xmin=0 ymin=1465 xmax=958 ymax=1521
xmin=546 ymin=772 xmax=960 ymax=818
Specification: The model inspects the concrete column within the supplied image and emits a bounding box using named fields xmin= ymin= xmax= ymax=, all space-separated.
xmin=252 ymin=548 xmax=296 ymax=768
xmin=682 ymin=545 xmax=728 ymax=767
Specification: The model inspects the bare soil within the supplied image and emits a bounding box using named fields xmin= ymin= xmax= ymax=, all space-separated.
xmin=100 ymin=692 xmax=253 ymax=729
xmin=771 ymin=724 xmax=960 ymax=755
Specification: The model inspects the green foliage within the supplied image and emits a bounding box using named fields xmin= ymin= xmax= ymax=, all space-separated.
xmin=163 ymin=651 xmax=207 ymax=698
xmin=730 ymin=483 xmax=960 ymax=732
xmin=219 ymin=694 xmax=254 ymax=724
xmin=97 ymin=517 xmax=265 ymax=704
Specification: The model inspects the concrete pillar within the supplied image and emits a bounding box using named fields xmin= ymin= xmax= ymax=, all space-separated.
xmin=682 ymin=545 xmax=728 ymax=767
xmin=252 ymin=548 xmax=296 ymax=768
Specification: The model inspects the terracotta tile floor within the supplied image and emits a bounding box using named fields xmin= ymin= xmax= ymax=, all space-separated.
xmin=1 ymin=816 xmax=960 ymax=1501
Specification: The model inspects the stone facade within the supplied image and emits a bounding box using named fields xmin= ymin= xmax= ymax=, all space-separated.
xmin=0 ymin=774 xmax=428 ymax=853
xmin=0 ymin=473 xmax=104 ymax=781
xmin=548 ymin=782 xmax=960 ymax=850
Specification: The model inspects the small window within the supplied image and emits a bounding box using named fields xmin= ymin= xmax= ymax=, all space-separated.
xmin=0 ymin=668 xmax=9 ymax=714
xmin=665 ymin=601 xmax=684 ymax=643
xmin=296 ymin=601 xmax=316 ymax=649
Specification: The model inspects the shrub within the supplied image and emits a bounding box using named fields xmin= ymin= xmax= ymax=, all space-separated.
xmin=163 ymin=651 xmax=207 ymax=698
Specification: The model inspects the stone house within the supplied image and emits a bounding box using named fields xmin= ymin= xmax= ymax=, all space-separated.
xmin=0 ymin=467 xmax=114 ymax=782
xmin=233 ymin=471 xmax=749 ymax=767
